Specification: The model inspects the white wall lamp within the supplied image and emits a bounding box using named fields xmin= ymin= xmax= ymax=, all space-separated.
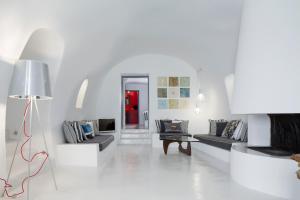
xmin=195 ymin=89 xmax=205 ymax=114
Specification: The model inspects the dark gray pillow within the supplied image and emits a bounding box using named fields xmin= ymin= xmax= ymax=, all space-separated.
xmin=164 ymin=122 xmax=183 ymax=133
xmin=160 ymin=120 xmax=172 ymax=133
xmin=209 ymin=119 xmax=228 ymax=136
xmin=216 ymin=122 xmax=228 ymax=137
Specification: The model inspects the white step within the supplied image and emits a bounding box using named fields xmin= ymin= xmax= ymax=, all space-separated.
xmin=120 ymin=133 xmax=150 ymax=139
xmin=121 ymin=129 xmax=149 ymax=134
xmin=119 ymin=138 xmax=152 ymax=145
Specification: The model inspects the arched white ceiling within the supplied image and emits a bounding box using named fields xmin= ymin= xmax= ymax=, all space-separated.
xmin=0 ymin=0 xmax=243 ymax=145
xmin=0 ymin=0 xmax=242 ymax=72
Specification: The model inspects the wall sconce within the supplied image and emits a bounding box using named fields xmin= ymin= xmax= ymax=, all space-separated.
xmin=195 ymin=105 xmax=201 ymax=114
xmin=197 ymin=90 xmax=205 ymax=102
xmin=195 ymin=90 xmax=205 ymax=114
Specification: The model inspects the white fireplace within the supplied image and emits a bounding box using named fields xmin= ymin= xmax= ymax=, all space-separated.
xmin=229 ymin=0 xmax=300 ymax=198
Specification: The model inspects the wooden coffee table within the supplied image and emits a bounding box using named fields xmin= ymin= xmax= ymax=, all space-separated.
xmin=160 ymin=135 xmax=198 ymax=156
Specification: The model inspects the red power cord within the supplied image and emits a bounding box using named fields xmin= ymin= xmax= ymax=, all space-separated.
xmin=0 ymin=100 xmax=49 ymax=198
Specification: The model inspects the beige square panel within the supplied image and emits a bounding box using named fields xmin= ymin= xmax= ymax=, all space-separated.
xmin=180 ymin=77 xmax=190 ymax=87
xmin=169 ymin=99 xmax=179 ymax=109
xmin=179 ymin=99 xmax=190 ymax=109
xmin=157 ymin=77 xmax=168 ymax=87
xmin=168 ymin=88 xmax=179 ymax=98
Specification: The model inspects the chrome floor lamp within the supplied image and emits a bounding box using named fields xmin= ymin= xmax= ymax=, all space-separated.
xmin=2 ymin=60 xmax=57 ymax=199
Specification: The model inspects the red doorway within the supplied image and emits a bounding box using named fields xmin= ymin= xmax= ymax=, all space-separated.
xmin=125 ymin=90 xmax=139 ymax=125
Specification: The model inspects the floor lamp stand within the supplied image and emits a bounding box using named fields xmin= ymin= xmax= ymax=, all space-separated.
xmin=1 ymin=97 xmax=58 ymax=200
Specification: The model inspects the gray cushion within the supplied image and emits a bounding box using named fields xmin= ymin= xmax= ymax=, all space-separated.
xmin=82 ymin=135 xmax=114 ymax=151
xmin=75 ymin=121 xmax=84 ymax=141
xmin=62 ymin=121 xmax=77 ymax=143
xmin=209 ymin=120 xmax=217 ymax=136
xmin=194 ymin=134 xmax=240 ymax=151
xmin=71 ymin=122 xmax=81 ymax=142
xmin=67 ymin=122 xmax=78 ymax=144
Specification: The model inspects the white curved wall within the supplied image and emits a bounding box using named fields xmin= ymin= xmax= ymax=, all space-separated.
xmin=232 ymin=0 xmax=300 ymax=114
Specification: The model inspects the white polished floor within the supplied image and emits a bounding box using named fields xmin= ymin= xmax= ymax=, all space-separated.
xmin=4 ymin=145 xmax=285 ymax=200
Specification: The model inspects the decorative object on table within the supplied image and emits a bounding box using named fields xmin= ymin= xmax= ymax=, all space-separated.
xmin=0 ymin=60 xmax=57 ymax=199
xmin=291 ymin=154 xmax=300 ymax=179
xmin=157 ymin=76 xmax=190 ymax=110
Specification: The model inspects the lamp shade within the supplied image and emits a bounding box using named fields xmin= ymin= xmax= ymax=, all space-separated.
xmin=9 ymin=60 xmax=52 ymax=100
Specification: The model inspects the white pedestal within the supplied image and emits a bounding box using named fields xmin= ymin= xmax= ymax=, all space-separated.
xmin=192 ymin=142 xmax=231 ymax=163
xmin=230 ymin=143 xmax=300 ymax=199
xmin=56 ymin=140 xmax=116 ymax=168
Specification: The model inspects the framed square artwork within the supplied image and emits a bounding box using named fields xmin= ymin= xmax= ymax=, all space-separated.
xmin=180 ymin=88 xmax=190 ymax=98
xmin=158 ymin=99 xmax=168 ymax=109
xmin=157 ymin=88 xmax=167 ymax=98
xmin=169 ymin=77 xmax=179 ymax=87
xmin=168 ymin=88 xmax=179 ymax=98
xmin=169 ymin=99 xmax=179 ymax=109
xmin=179 ymin=99 xmax=190 ymax=109
xmin=157 ymin=77 xmax=168 ymax=87
xmin=180 ymin=77 xmax=190 ymax=87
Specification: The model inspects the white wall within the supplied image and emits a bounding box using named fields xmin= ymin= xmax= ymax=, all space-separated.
xmin=86 ymin=54 xmax=235 ymax=134
xmin=0 ymin=60 xmax=13 ymax=178
xmin=125 ymin=82 xmax=149 ymax=127
xmin=247 ymin=115 xmax=270 ymax=146
xmin=232 ymin=0 xmax=300 ymax=114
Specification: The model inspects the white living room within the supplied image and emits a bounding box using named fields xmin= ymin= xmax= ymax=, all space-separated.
xmin=0 ymin=0 xmax=300 ymax=200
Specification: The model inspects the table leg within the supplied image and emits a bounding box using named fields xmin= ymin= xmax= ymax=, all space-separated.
xmin=179 ymin=142 xmax=191 ymax=156
xmin=163 ymin=140 xmax=174 ymax=155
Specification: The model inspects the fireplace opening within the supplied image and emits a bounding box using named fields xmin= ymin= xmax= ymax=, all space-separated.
xmin=249 ymin=114 xmax=300 ymax=156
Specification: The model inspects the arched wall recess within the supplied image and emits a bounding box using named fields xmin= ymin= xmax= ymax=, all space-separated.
xmin=76 ymin=79 xmax=89 ymax=109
